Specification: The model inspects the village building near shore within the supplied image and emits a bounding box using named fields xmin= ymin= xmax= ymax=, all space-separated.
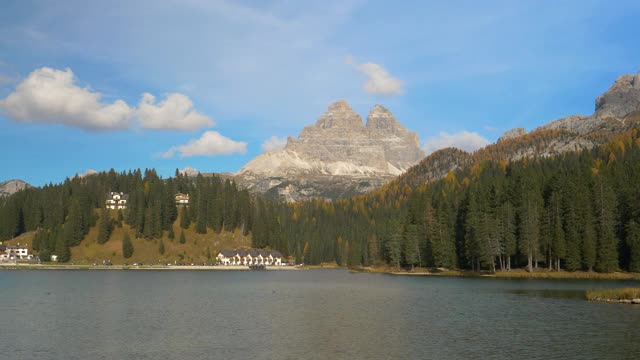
xmin=217 ymin=249 xmax=283 ymax=266
xmin=1 ymin=244 xmax=32 ymax=260
xmin=175 ymin=193 xmax=190 ymax=205
xmin=106 ymin=192 xmax=128 ymax=210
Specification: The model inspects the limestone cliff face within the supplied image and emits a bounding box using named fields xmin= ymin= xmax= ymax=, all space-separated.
xmin=595 ymin=72 xmax=640 ymax=119
xmin=497 ymin=128 xmax=527 ymax=142
xmin=0 ymin=179 xmax=31 ymax=197
xmin=236 ymin=100 xmax=425 ymax=201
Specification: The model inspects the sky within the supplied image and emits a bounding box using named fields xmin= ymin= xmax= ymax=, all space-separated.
xmin=1 ymin=0 xmax=639 ymax=186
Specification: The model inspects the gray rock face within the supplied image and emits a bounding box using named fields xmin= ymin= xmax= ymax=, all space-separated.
xmin=498 ymin=128 xmax=527 ymax=142
xmin=236 ymin=100 xmax=425 ymax=201
xmin=595 ymin=72 xmax=640 ymax=119
xmin=0 ymin=179 xmax=31 ymax=197
xmin=535 ymin=114 xmax=590 ymax=133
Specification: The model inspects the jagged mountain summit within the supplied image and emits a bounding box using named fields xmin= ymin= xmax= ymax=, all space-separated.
xmin=236 ymin=100 xmax=425 ymax=201
xmin=0 ymin=179 xmax=31 ymax=197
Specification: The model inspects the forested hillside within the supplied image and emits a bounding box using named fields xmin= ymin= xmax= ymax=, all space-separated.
xmin=0 ymin=169 xmax=253 ymax=262
xmin=251 ymin=128 xmax=640 ymax=272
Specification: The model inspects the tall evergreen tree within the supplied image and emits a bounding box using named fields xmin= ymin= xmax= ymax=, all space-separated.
xmin=122 ymin=231 xmax=133 ymax=258
xmin=96 ymin=208 xmax=112 ymax=244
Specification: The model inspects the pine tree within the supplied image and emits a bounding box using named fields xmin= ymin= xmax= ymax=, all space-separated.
xmin=179 ymin=230 xmax=186 ymax=244
xmin=519 ymin=188 xmax=542 ymax=272
xmin=403 ymin=224 xmax=420 ymax=269
xmin=55 ymin=228 xmax=70 ymax=262
xmin=159 ymin=239 xmax=165 ymax=255
xmin=122 ymin=231 xmax=133 ymax=258
xmin=168 ymin=227 xmax=175 ymax=241
xmin=180 ymin=205 xmax=190 ymax=229
xmin=595 ymin=179 xmax=619 ymax=272
xmin=96 ymin=208 xmax=111 ymax=244
xmin=626 ymin=220 xmax=640 ymax=272
xmin=386 ymin=223 xmax=402 ymax=269
xmin=195 ymin=175 xmax=208 ymax=234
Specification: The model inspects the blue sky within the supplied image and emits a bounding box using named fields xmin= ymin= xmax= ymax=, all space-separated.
xmin=1 ymin=0 xmax=639 ymax=186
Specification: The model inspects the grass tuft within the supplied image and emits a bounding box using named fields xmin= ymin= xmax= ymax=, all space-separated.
xmin=586 ymin=288 xmax=640 ymax=301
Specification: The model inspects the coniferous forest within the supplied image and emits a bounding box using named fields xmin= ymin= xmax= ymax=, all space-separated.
xmin=2 ymin=129 xmax=640 ymax=272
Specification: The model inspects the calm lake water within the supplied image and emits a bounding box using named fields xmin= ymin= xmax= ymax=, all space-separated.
xmin=1 ymin=269 xmax=639 ymax=360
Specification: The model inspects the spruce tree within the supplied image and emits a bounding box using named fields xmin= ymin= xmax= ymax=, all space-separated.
xmin=626 ymin=221 xmax=640 ymax=272
xmin=403 ymin=224 xmax=420 ymax=269
xmin=168 ymin=227 xmax=175 ymax=241
xmin=122 ymin=231 xmax=133 ymax=258
xmin=96 ymin=208 xmax=111 ymax=244
xmin=180 ymin=205 xmax=190 ymax=229
xmin=159 ymin=239 xmax=165 ymax=255
xmin=55 ymin=228 xmax=70 ymax=262
xmin=595 ymin=180 xmax=619 ymax=272
xmin=179 ymin=230 xmax=186 ymax=244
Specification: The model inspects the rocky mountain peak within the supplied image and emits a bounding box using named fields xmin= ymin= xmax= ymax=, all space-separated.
xmin=236 ymin=101 xmax=425 ymax=201
xmin=365 ymin=104 xmax=401 ymax=130
xmin=498 ymin=128 xmax=527 ymax=142
xmin=0 ymin=179 xmax=31 ymax=197
xmin=595 ymin=71 xmax=640 ymax=119
xmin=314 ymin=100 xmax=363 ymax=129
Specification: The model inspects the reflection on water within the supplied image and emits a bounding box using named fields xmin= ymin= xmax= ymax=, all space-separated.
xmin=0 ymin=270 xmax=639 ymax=360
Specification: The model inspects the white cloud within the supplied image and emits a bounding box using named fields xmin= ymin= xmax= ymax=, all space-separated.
xmin=423 ymin=131 xmax=490 ymax=155
xmin=0 ymin=67 xmax=133 ymax=130
xmin=163 ymin=131 xmax=247 ymax=158
xmin=137 ymin=93 xmax=214 ymax=131
xmin=346 ymin=56 xmax=404 ymax=96
xmin=178 ymin=166 xmax=200 ymax=176
xmin=261 ymin=135 xmax=287 ymax=151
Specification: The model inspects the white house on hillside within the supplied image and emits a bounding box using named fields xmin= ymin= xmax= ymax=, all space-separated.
xmin=217 ymin=249 xmax=283 ymax=266
xmin=175 ymin=193 xmax=190 ymax=205
xmin=2 ymin=244 xmax=31 ymax=260
xmin=106 ymin=192 xmax=128 ymax=210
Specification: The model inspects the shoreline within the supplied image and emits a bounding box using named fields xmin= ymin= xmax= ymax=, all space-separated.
xmin=3 ymin=263 xmax=639 ymax=280
xmin=0 ymin=263 xmax=301 ymax=271
xmin=353 ymin=266 xmax=640 ymax=280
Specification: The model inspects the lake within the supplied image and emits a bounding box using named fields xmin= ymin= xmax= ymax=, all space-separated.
xmin=1 ymin=269 xmax=639 ymax=360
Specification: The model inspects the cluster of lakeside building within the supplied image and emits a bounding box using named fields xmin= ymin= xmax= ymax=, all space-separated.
xmin=216 ymin=249 xmax=285 ymax=266
xmin=0 ymin=243 xmax=32 ymax=261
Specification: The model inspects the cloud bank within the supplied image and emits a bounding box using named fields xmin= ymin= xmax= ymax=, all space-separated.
xmin=346 ymin=57 xmax=404 ymax=96
xmin=137 ymin=93 xmax=214 ymax=131
xmin=261 ymin=135 xmax=287 ymax=151
xmin=423 ymin=131 xmax=490 ymax=155
xmin=0 ymin=67 xmax=133 ymax=130
xmin=163 ymin=131 xmax=247 ymax=158
xmin=0 ymin=67 xmax=216 ymax=132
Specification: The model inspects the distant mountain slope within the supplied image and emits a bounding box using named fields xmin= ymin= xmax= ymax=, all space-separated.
xmin=397 ymin=71 xmax=640 ymax=188
xmin=0 ymin=179 xmax=31 ymax=197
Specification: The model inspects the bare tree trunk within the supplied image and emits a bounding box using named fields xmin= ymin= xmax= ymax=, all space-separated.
xmin=528 ymin=255 xmax=533 ymax=273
